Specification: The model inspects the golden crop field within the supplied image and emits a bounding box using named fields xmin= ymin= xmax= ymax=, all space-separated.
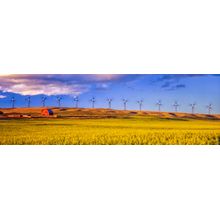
xmin=0 ymin=116 xmax=219 ymax=145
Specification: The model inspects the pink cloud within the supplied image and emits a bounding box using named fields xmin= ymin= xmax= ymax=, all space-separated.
xmin=0 ymin=74 xmax=140 ymax=96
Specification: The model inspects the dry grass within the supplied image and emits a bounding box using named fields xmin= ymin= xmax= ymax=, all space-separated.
xmin=0 ymin=107 xmax=219 ymax=120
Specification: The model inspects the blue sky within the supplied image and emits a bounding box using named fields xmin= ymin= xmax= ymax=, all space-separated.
xmin=0 ymin=74 xmax=219 ymax=113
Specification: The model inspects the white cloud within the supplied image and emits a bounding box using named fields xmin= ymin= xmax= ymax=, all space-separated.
xmin=0 ymin=95 xmax=6 ymax=99
xmin=0 ymin=74 xmax=139 ymax=96
xmin=0 ymin=75 xmax=90 ymax=96
xmin=2 ymin=82 xmax=89 ymax=96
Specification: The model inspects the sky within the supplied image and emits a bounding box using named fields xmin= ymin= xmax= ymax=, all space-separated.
xmin=0 ymin=74 xmax=219 ymax=114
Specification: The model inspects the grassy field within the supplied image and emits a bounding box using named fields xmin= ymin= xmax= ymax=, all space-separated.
xmin=0 ymin=116 xmax=219 ymax=145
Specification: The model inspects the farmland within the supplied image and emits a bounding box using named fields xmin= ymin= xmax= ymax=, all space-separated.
xmin=0 ymin=108 xmax=220 ymax=145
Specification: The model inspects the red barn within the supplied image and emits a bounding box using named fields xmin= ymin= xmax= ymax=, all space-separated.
xmin=41 ymin=109 xmax=54 ymax=116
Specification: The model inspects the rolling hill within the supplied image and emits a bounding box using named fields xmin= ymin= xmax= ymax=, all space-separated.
xmin=0 ymin=107 xmax=219 ymax=120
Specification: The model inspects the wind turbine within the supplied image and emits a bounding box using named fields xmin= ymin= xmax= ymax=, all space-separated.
xmin=206 ymin=104 xmax=213 ymax=114
xmin=137 ymin=100 xmax=143 ymax=111
xmin=189 ymin=102 xmax=196 ymax=114
xmin=173 ymin=101 xmax=180 ymax=112
xmin=41 ymin=96 xmax=47 ymax=107
xmin=156 ymin=100 xmax=162 ymax=112
xmin=56 ymin=96 xmax=62 ymax=108
xmin=107 ymin=98 xmax=113 ymax=109
xmin=25 ymin=96 xmax=31 ymax=108
xmin=122 ymin=99 xmax=128 ymax=110
xmin=73 ymin=96 xmax=79 ymax=108
xmin=90 ymin=97 xmax=96 ymax=108
xmin=11 ymin=97 xmax=16 ymax=108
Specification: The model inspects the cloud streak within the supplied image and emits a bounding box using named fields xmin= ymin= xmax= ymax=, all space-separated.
xmin=0 ymin=74 xmax=140 ymax=96
xmin=0 ymin=95 xmax=6 ymax=99
xmin=1 ymin=74 xmax=218 ymax=96
xmin=154 ymin=74 xmax=220 ymax=91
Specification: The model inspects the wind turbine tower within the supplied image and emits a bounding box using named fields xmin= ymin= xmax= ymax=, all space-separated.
xmin=90 ymin=97 xmax=96 ymax=108
xmin=189 ymin=103 xmax=196 ymax=114
xmin=73 ymin=96 xmax=79 ymax=108
xmin=41 ymin=96 xmax=47 ymax=107
xmin=11 ymin=97 xmax=16 ymax=108
xmin=206 ymin=104 xmax=213 ymax=114
xmin=107 ymin=98 xmax=113 ymax=109
xmin=25 ymin=96 xmax=31 ymax=108
xmin=156 ymin=100 xmax=162 ymax=112
xmin=122 ymin=99 xmax=128 ymax=110
xmin=137 ymin=100 xmax=143 ymax=111
xmin=173 ymin=101 xmax=180 ymax=112
xmin=56 ymin=96 xmax=62 ymax=108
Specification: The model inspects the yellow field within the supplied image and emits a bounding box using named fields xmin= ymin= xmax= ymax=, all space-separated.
xmin=0 ymin=116 xmax=219 ymax=145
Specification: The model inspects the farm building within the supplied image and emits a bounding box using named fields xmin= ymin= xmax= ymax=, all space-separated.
xmin=41 ymin=109 xmax=54 ymax=116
